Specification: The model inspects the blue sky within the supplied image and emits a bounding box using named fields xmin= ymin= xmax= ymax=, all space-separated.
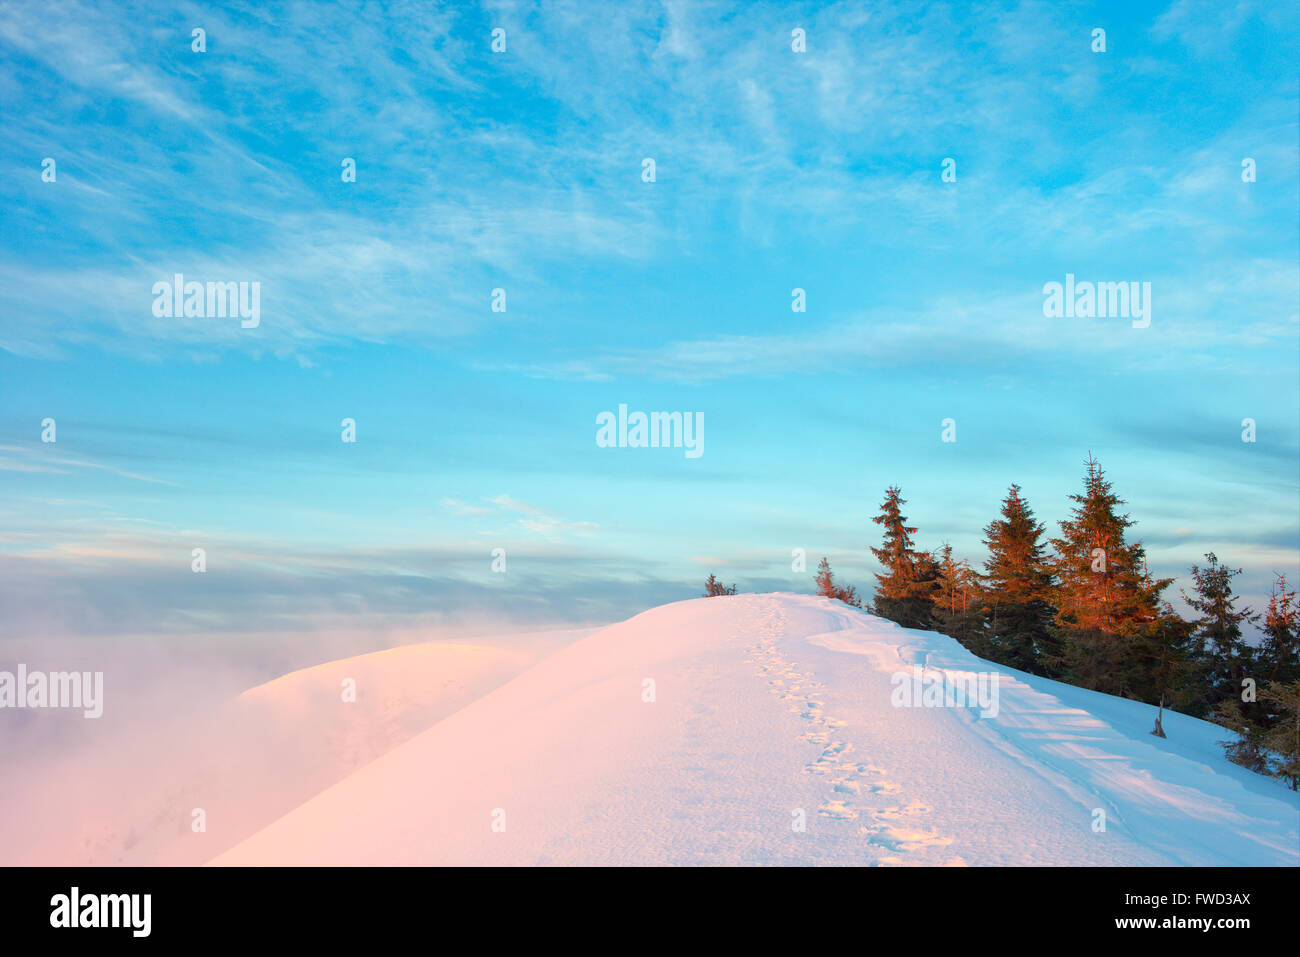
xmin=1 ymin=0 xmax=1297 ymax=639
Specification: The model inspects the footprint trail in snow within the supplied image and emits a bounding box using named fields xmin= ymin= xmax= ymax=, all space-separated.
xmin=744 ymin=598 xmax=963 ymax=865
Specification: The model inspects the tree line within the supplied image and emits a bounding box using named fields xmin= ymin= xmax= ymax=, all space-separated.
xmin=705 ymin=454 xmax=1299 ymax=788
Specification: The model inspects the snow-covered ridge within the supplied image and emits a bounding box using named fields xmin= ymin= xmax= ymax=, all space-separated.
xmin=213 ymin=594 xmax=1299 ymax=866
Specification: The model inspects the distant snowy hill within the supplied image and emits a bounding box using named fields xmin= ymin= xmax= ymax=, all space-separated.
xmin=0 ymin=630 xmax=586 ymax=865
xmin=213 ymin=594 xmax=1299 ymax=866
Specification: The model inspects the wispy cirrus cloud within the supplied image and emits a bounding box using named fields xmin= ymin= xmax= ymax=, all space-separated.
xmin=442 ymin=493 xmax=599 ymax=538
xmin=0 ymin=444 xmax=177 ymax=486
xmin=481 ymin=256 xmax=1299 ymax=385
xmin=6 ymin=0 xmax=1293 ymax=364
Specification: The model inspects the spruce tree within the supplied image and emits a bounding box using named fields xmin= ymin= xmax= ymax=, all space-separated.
xmin=1260 ymin=680 xmax=1300 ymax=789
xmin=702 ymin=574 xmax=736 ymax=597
xmin=1183 ymin=553 xmax=1257 ymax=711
xmin=981 ymin=485 xmax=1057 ymax=675
xmin=930 ymin=544 xmax=983 ymax=653
xmin=1259 ymin=574 xmax=1300 ymax=685
xmin=1213 ymin=697 xmax=1270 ymax=773
xmin=815 ymin=556 xmax=862 ymax=608
xmin=815 ymin=557 xmax=835 ymax=599
xmin=870 ymin=487 xmax=935 ymax=629
xmin=1049 ymin=455 xmax=1169 ymax=696
xmin=1229 ymin=577 xmax=1300 ymax=776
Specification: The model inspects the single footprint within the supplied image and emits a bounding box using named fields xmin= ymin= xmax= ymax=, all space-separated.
xmin=862 ymin=824 xmax=955 ymax=851
xmin=818 ymin=799 xmax=858 ymax=820
xmin=864 ymin=780 xmax=902 ymax=795
xmin=871 ymin=801 xmax=931 ymax=821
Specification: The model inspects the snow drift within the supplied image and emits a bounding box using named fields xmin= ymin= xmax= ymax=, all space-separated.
xmin=212 ymin=594 xmax=1299 ymax=866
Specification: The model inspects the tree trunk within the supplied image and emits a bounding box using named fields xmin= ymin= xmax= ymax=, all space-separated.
xmin=1151 ymin=690 xmax=1167 ymax=738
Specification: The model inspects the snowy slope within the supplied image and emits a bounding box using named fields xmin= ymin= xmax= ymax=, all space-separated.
xmin=212 ymin=594 xmax=1299 ymax=866
xmin=2 ymin=630 xmax=588 ymax=865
